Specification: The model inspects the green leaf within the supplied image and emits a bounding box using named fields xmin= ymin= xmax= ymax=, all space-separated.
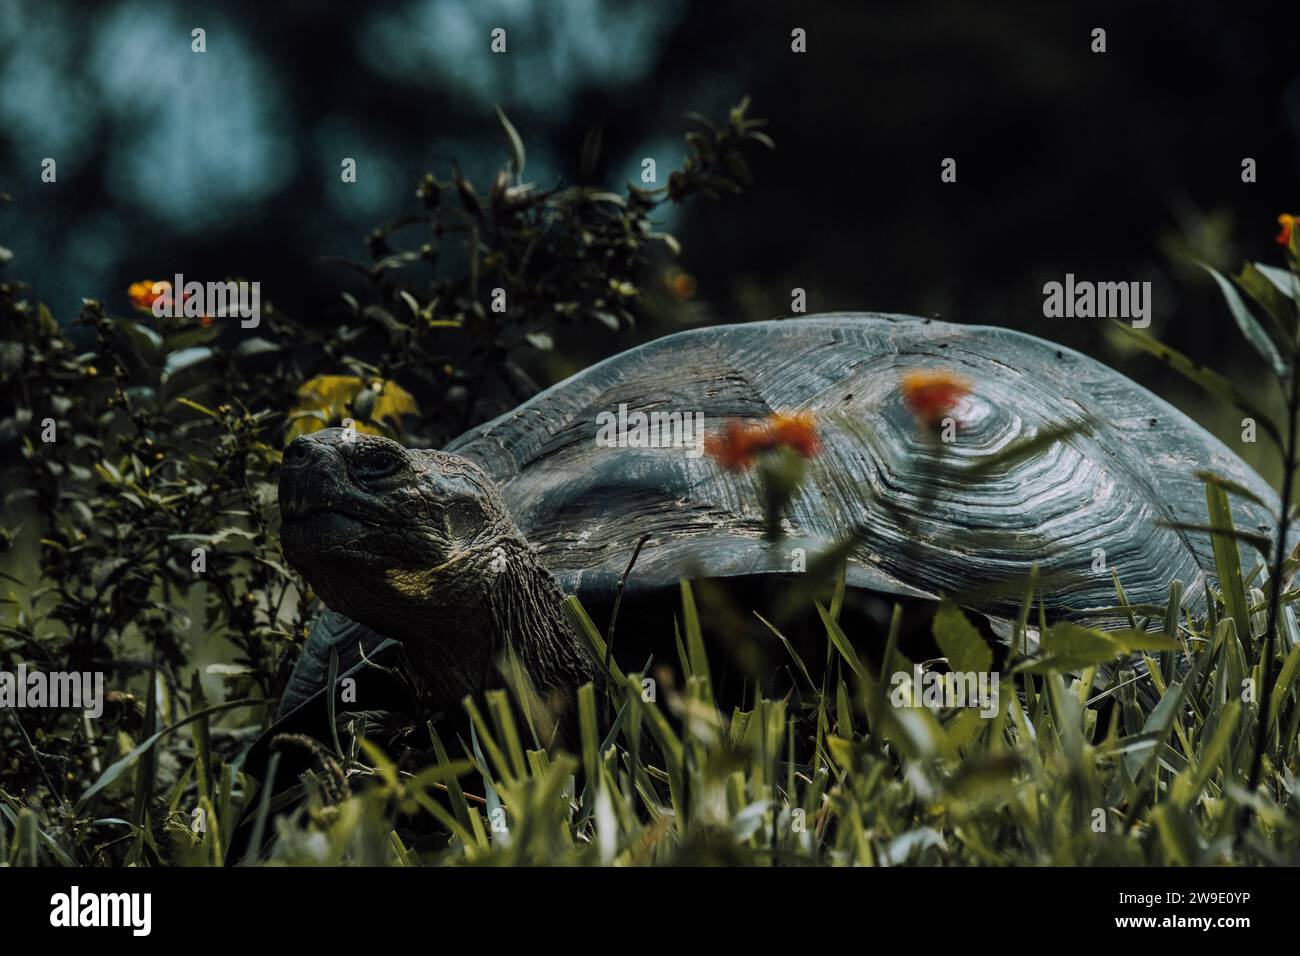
xmin=358 ymin=737 xmax=400 ymax=789
xmin=963 ymin=420 xmax=1093 ymax=477
xmin=1104 ymin=629 xmax=1183 ymax=653
xmin=1123 ymin=654 xmax=1206 ymax=782
xmin=1172 ymin=700 xmax=1239 ymax=809
xmin=175 ymin=397 xmax=219 ymax=418
xmin=562 ymin=595 xmax=625 ymax=685
xmin=1236 ymin=263 xmax=1297 ymax=345
xmin=189 ymin=672 xmax=211 ymax=803
xmin=1252 ymin=263 xmax=1299 ymax=300
xmin=326 ymin=646 xmax=344 ymax=758
xmin=117 ymin=320 xmax=164 ymax=365
xmin=494 ymin=105 xmax=525 ymax=176
xmin=1269 ymin=641 xmax=1300 ymax=731
xmin=679 ymin=580 xmax=711 ymax=692
xmin=1204 ymin=480 xmax=1253 ymax=657
xmin=1018 ymin=622 xmax=1115 ymax=672
xmin=932 ymin=601 xmax=991 ymax=674
xmin=1194 ymin=469 xmax=1273 ymax=512
xmin=1151 ymin=804 xmax=1198 ymax=865
xmin=816 ymin=602 xmax=868 ymax=681
xmin=1201 ymin=262 xmax=1287 ymax=378
xmin=755 ymin=612 xmax=815 ymax=690
xmin=1111 ymin=322 xmax=1282 ymax=448
xmin=161 ymin=345 xmax=214 ymax=380
xmin=578 ymin=683 xmax=600 ymax=796
xmin=1016 ymin=622 xmax=1177 ymax=674
xmin=1160 ymin=522 xmax=1273 ymax=554
xmin=75 ymin=699 xmax=268 ymax=813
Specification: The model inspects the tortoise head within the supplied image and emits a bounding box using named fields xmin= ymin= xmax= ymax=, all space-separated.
xmin=278 ymin=427 xmax=525 ymax=642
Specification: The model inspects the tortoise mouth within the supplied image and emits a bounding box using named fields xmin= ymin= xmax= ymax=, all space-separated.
xmin=280 ymin=507 xmax=389 ymax=555
xmin=279 ymin=499 xmax=388 ymax=529
xmin=280 ymin=499 xmax=322 ymax=520
xmin=280 ymin=500 xmax=347 ymax=521
xmin=279 ymin=480 xmax=387 ymax=525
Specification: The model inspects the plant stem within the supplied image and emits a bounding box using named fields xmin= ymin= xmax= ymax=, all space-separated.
xmin=604 ymin=533 xmax=650 ymax=724
xmin=1244 ymin=356 xmax=1300 ymax=820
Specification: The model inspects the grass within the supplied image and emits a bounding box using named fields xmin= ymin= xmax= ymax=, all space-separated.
xmin=6 ymin=522 xmax=1300 ymax=867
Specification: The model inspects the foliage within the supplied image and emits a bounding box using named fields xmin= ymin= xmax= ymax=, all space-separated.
xmin=10 ymin=560 xmax=1300 ymax=866
xmin=0 ymin=101 xmax=770 ymax=864
xmin=319 ymin=96 xmax=774 ymax=442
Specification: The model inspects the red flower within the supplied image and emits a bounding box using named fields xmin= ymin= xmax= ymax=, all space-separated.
xmin=1276 ymin=214 xmax=1297 ymax=247
xmin=706 ymin=410 xmax=821 ymax=472
xmin=900 ymin=369 xmax=971 ymax=427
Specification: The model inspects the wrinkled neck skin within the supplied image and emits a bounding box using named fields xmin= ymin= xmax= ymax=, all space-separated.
xmin=380 ymin=529 xmax=598 ymax=728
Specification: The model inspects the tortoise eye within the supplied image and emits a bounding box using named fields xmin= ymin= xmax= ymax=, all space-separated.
xmin=355 ymin=450 xmax=403 ymax=480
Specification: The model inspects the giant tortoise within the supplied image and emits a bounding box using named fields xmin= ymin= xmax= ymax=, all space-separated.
xmin=263 ymin=312 xmax=1283 ymax=755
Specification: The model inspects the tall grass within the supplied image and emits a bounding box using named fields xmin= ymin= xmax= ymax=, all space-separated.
xmin=7 ymin=546 xmax=1300 ymax=866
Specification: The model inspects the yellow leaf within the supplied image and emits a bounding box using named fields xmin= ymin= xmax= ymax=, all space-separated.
xmin=288 ymin=375 xmax=420 ymax=442
xmin=372 ymin=379 xmax=420 ymax=424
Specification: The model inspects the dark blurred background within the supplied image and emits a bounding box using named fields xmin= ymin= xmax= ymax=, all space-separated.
xmin=2 ymin=0 xmax=1298 ymax=476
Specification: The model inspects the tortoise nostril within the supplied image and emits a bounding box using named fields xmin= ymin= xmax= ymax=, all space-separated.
xmin=284 ymin=439 xmax=313 ymax=465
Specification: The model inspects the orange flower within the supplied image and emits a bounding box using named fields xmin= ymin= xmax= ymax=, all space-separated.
xmin=128 ymin=278 xmax=213 ymax=324
xmin=900 ymin=369 xmax=971 ymax=427
xmin=128 ymin=279 xmax=172 ymax=314
xmin=1276 ymin=214 xmax=1297 ymax=247
xmin=664 ymin=268 xmax=697 ymax=301
xmin=706 ymin=421 xmax=766 ymax=471
xmin=766 ymin=411 xmax=821 ymax=458
xmin=706 ymin=410 xmax=821 ymax=472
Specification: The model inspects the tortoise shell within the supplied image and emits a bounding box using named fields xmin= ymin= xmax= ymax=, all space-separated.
xmin=276 ymin=312 xmax=1282 ymax=718
xmin=451 ymin=313 xmax=1280 ymax=615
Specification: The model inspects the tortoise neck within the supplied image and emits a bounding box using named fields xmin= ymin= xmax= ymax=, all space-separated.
xmin=403 ymin=543 xmax=598 ymax=725
xmin=488 ymin=552 xmax=599 ymax=693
